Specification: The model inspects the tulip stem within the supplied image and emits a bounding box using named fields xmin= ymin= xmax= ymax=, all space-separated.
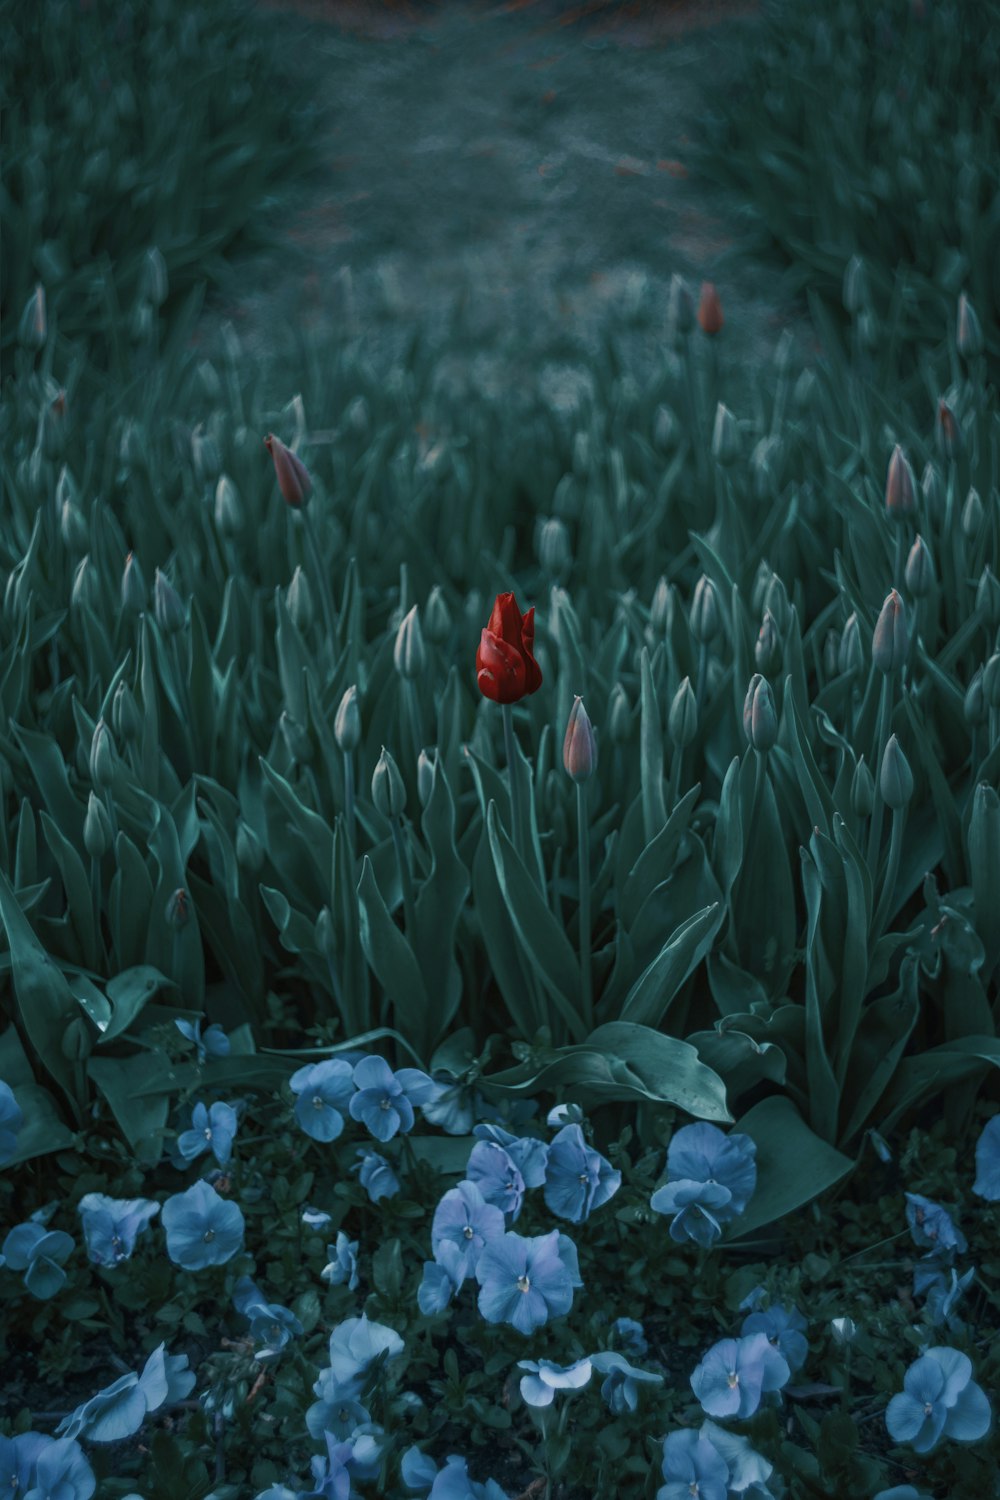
xmin=391 ymin=817 xmax=417 ymax=941
xmin=892 ymin=528 xmax=905 ymax=592
xmin=300 ymin=504 xmax=336 ymax=648
xmin=502 ymin=704 xmax=524 ymax=857
xmin=866 ymin=677 xmax=893 ymax=875
xmin=872 ymin=807 xmax=905 ymax=941
xmin=343 ymin=755 xmax=356 ymax=852
xmin=576 ymin=782 xmax=593 ymax=1033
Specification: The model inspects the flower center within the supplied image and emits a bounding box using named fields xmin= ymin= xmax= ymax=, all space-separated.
xmin=203 ymin=1228 xmax=215 ymax=1243
xmin=204 ymin=1127 xmax=213 ymax=1140
xmin=379 ymin=1097 xmax=391 ymax=1110
xmin=516 ymin=1274 xmax=531 ymax=1293
xmin=312 ymin=1095 xmax=324 ymax=1109
xmin=578 ymin=1173 xmax=589 ymax=1184
xmin=463 ymin=1225 xmax=475 ymax=1239
xmin=727 ymin=1371 xmax=739 ymax=1388
xmin=924 ymin=1401 xmax=933 ymax=1416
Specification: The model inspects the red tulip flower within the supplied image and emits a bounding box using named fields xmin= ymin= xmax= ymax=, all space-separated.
xmin=697 ymin=281 xmax=724 ymax=336
xmin=476 ymin=592 xmax=543 ymax=704
xmin=265 ymin=433 xmax=312 ymax=508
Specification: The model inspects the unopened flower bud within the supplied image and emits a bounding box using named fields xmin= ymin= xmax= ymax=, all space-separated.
xmin=649 ymin=576 xmax=672 ymax=636
xmin=762 ymin=573 xmax=790 ymax=635
xmin=976 ymin=566 xmax=1000 ymax=628
xmin=697 ymin=281 xmax=724 ymax=336
xmin=214 ymin=474 xmax=243 ymax=537
xmin=190 ymin=423 xmax=220 ymax=484
xmin=838 ymin=613 xmax=863 ymax=676
xmin=315 ymin=905 xmax=334 ymax=957
xmin=743 ymin=674 xmax=777 ymax=752
xmin=920 ymin=462 xmax=942 ymax=516
xmin=872 ymin=590 xmax=908 ymax=674
xmin=984 ymin=654 xmax=1000 ymax=711
xmin=842 ymin=255 xmax=868 ymax=315
xmin=417 ymin=748 xmax=436 ymax=809
xmin=668 ymin=677 xmax=697 ymax=749
xmin=904 ymin=535 xmax=934 ymax=598
xmin=90 ymin=720 xmax=115 ymax=789
xmin=962 ymin=487 xmax=983 ymax=540
xmin=964 ymin=668 xmax=987 ymax=728
xmin=957 ymin=292 xmax=983 ymax=359
xmin=83 ymin=791 xmax=112 ymax=859
xmin=793 ymin=368 xmax=817 ymax=412
xmin=750 ymin=435 xmax=781 ymax=500
xmin=372 ymin=746 xmax=406 ymax=819
xmin=71 ymin=556 xmax=97 ymax=611
xmin=335 ymin=686 xmax=361 ymax=753
xmin=394 ymin=604 xmax=426 ymax=679
xmin=165 ymin=887 xmax=191 ymax=929
xmin=880 ymin=734 xmax=913 ymax=810
xmin=608 ymin=683 xmax=632 ymax=744
xmin=345 ymin=395 xmax=370 ymax=437
xmin=286 ymin=566 xmax=314 ymax=633
xmin=121 ymin=552 xmax=146 ymax=615
xmin=235 ymin=820 xmax=264 ymax=874
xmin=112 ymin=681 xmax=142 ymax=744
xmin=936 ymin=399 xmax=961 ymax=462
xmin=538 ymin=517 xmax=571 ymax=578
xmin=822 ymin=629 xmax=840 ymax=679
xmin=830 ymin=1316 xmax=857 ymax=1347
xmin=857 ymin=311 xmax=879 ymax=351
xmin=19 ymin=284 xmax=46 ymax=350
xmin=755 ymin=609 xmax=782 ymax=675
xmin=265 ymin=433 xmax=312 ymax=508
xmin=711 ymin=403 xmax=740 ymax=467
xmin=154 ymin=568 xmax=185 ymax=633
xmin=279 ymin=710 xmax=312 ymax=764
xmin=884 ymin=445 xmax=916 ymax=520
xmin=563 ymin=696 xmax=598 ymax=783
xmin=141 ymin=246 xmax=169 ymax=307
xmin=553 ymin=474 xmax=579 ymax=521
xmin=690 ymin=575 xmax=721 ymax=644
xmin=60 ymin=500 xmax=88 ymax=552
xmin=424 ymin=586 xmax=451 ymax=644
xmin=851 ymin=757 xmax=875 ymax=818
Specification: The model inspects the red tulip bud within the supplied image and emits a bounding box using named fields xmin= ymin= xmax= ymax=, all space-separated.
xmin=872 ymin=589 xmax=908 ymax=674
xmin=884 ymin=445 xmax=916 ymax=520
xmin=476 ymin=592 xmax=543 ymax=704
xmin=265 ymin=433 xmax=312 ymax=508
xmin=697 ymin=281 xmax=724 ymax=336
xmin=563 ymin=696 xmax=598 ymax=783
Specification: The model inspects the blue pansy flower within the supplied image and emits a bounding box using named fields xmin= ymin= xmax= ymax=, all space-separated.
xmin=517 ymin=1357 xmax=592 ymax=1408
xmin=466 ymin=1141 xmax=526 ymax=1220
xmin=289 ymin=1058 xmax=355 ymax=1143
xmin=302 ymin=1205 xmax=333 ymax=1228
xmin=611 ymin=1316 xmax=648 ymax=1357
xmin=0 ymin=1080 xmax=24 ymax=1164
xmin=175 ymin=1018 xmax=230 ymax=1062
xmin=904 ymin=1193 xmax=967 ymax=1254
xmin=305 ymin=1431 xmax=383 ymax=1498
xmin=77 ymin=1193 xmax=159 ymax=1266
xmin=0 ymin=1433 xmax=49 ymax=1499
xmin=973 ymin=1115 xmax=1000 ymax=1200
xmin=542 ymin=1124 xmax=621 ymax=1223
xmin=475 ymin=1229 xmax=577 ymax=1335
xmin=418 ymin=1242 xmax=466 ymax=1316
xmin=650 ymin=1123 xmax=757 ymax=1247
xmin=349 ymin=1055 xmax=439 ymax=1142
xmin=2 ymin=1221 xmax=74 ymax=1299
xmin=327 ymin=1313 xmax=406 ymax=1390
xmin=421 ymin=1077 xmax=489 ymax=1136
xmin=886 ymin=1346 xmax=991 ymax=1453
xmin=546 ymin=1102 xmax=585 ymax=1128
xmin=431 ymin=1180 xmax=505 ymax=1279
xmin=233 ymin=1277 xmax=304 ymax=1359
xmin=471 ymin=1123 xmax=549 ymax=1188
xmin=401 ymin=1452 xmax=510 ymax=1500
xmin=353 ymin=1149 xmax=400 ymax=1203
xmin=322 ymin=1230 xmax=360 ymax=1291
xmin=590 ymin=1350 xmax=663 ymax=1414
xmin=659 ymin=1421 xmax=774 ymax=1500
xmin=916 ymin=1264 xmax=976 ymax=1330
xmin=690 ymin=1333 xmax=789 ymax=1419
xmin=741 ymin=1303 xmax=808 ymax=1373
xmin=56 ymin=1344 xmax=195 ymax=1443
xmin=161 ymin=1180 xmax=244 ymax=1270
xmin=178 ymin=1100 xmax=239 ymax=1167
xmin=12 ymin=1436 xmax=95 ymax=1500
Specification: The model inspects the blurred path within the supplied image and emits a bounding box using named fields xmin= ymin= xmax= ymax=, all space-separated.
xmin=197 ymin=0 xmax=810 ymax=407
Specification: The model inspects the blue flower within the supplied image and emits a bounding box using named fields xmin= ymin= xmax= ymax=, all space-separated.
xmin=690 ymin=1333 xmax=789 ymax=1419
xmin=0 ymin=1080 xmax=24 ymax=1165
xmin=326 ymin=1313 xmax=406 ymax=1390
xmin=403 ymin=1453 xmax=510 ymax=1500
xmin=541 ymin=1124 xmax=621 ymax=1223
xmin=77 ymin=1193 xmax=159 ymax=1266
xmin=421 ymin=1078 xmax=486 ymax=1136
xmin=590 ymin=1351 xmax=663 ymax=1414
xmin=650 ymin=1123 xmax=757 ymax=1247
xmin=611 ymin=1316 xmax=648 ymax=1357
xmin=349 ymin=1055 xmax=439 ymax=1142
xmin=306 ymin=1431 xmax=383 ymax=1498
xmin=161 ymin=1180 xmax=244 ymax=1270
xmin=471 ymin=1124 xmax=549 ymax=1187
xmin=178 ymin=1100 xmax=239 ymax=1167
xmin=973 ymin=1115 xmax=1000 ymax=1200
xmin=290 ymin=1059 xmax=355 ymax=1143
xmin=55 ymin=1344 xmax=195 ymax=1443
xmin=0 ymin=1433 xmax=49 ymax=1500
xmin=353 ymin=1149 xmax=400 ymax=1203
xmin=740 ymin=1304 xmax=808 ymax=1373
xmin=916 ymin=1264 xmax=976 ymax=1330
xmin=546 ymin=1102 xmax=585 ymax=1128
xmin=886 ymin=1346 xmax=992 ymax=1453
xmin=322 ymin=1230 xmax=360 ymax=1291
xmin=233 ymin=1277 xmax=304 ymax=1359
xmin=873 ymin=1489 xmax=932 ymax=1500
xmin=14 ymin=1436 xmax=95 ymax=1500
xmin=904 ymin=1193 xmax=966 ymax=1254
xmin=303 ymin=1205 xmax=333 ymax=1228
xmin=175 ymin=1018 xmax=230 ymax=1062
xmin=418 ymin=1243 xmax=465 ymax=1316
xmin=517 ymin=1357 xmax=592 ymax=1408
xmin=1 ymin=1222 xmax=74 ymax=1299
xmin=466 ymin=1141 xmax=526 ymax=1220
xmin=431 ymin=1180 xmax=505 ymax=1280
xmin=475 ymin=1229 xmax=577 ymax=1335
xmin=658 ymin=1421 xmax=774 ymax=1500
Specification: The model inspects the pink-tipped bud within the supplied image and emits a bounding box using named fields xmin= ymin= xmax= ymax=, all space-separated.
xmin=904 ymin=535 xmax=934 ymax=599
xmin=956 ymin=293 xmax=983 ymax=359
xmin=884 ymin=445 xmax=915 ymax=520
xmin=265 ymin=433 xmax=312 ymax=508
xmin=936 ymin=399 xmax=961 ymax=462
xmin=743 ymin=674 xmax=777 ymax=752
xmin=872 ymin=589 xmax=908 ymax=674
xmin=563 ymin=696 xmax=598 ymax=783
xmin=697 ymin=281 xmax=724 ymax=336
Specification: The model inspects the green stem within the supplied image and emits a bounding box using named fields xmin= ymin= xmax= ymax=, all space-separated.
xmin=343 ymin=755 xmax=356 ymax=852
xmin=872 ymin=809 xmax=905 ymax=941
xmin=502 ymin=703 xmax=523 ymax=855
xmin=667 ymin=743 xmax=682 ymax=811
xmin=300 ymin=503 xmax=337 ymax=648
xmin=576 ymin=782 xmax=593 ymax=1033
xmin=866 ymin=676 xmax=893 ymax=875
